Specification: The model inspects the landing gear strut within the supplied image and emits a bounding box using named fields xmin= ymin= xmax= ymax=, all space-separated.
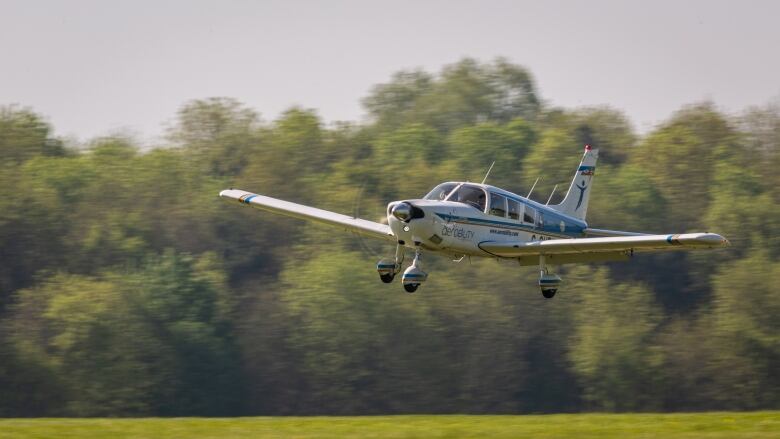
xmin=401 ymin=244 xmax=427 ymax=293
xmin=377 ymin=243 xmax=405 ymax=283
xmin=538 ymin=255 xmax=561 ymax=299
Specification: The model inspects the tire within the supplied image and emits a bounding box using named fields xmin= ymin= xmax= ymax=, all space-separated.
xmin=542 ymin=289 xmax=557 ymax=299
xmin=380 ymin=273 xmax=395 ymax=284
xmin=404 ymin=283 xmax=419 ymax=293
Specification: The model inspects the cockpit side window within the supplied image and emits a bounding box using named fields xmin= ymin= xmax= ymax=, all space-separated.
xmin=423 ymin=183 xmax=458 ymax=201
xmin=508 ymin=199 xmax=521 ymax=220
xmin=489 ymin=193 xmax=507 ymax=217
xmin=524 ymin=205 xmax=536 ymax=224
xmin=450 ymin=184 xmax=487 ymax=212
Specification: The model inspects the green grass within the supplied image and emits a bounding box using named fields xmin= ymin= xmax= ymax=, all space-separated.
xmin=1 ymin=412 xmax=778 ymax=439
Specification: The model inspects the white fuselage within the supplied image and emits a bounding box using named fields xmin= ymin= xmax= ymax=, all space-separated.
xmin=387 ymin=182 xmax=587 ymax=258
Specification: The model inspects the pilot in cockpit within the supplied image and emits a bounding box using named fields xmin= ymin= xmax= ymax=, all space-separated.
xmin=423 ymin=183 xmax=486 ymax=212
xmin=455 ymin=185 xmax=486 ymax=211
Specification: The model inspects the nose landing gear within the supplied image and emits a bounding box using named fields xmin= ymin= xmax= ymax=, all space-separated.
xmin=401 ymin=246 xmax=427 ymax=293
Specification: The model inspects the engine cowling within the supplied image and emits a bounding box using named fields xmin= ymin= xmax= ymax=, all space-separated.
xmin=390 ymin=202 xmax=425 ymax=223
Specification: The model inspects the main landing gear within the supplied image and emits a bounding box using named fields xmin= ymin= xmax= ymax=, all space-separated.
xmin=379 ymin=248 xmax=559 ymax=298
xmin=538 ymin=255 xmax=561 ymax=299
xmin=376 ymin=242 xmax=427 ymax=293
xmin=376 ymin=244 xmax=404 ymax=284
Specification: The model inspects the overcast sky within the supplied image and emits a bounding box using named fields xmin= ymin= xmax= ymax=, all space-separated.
xmin=1 ymin=0 xmax=778 ymax=142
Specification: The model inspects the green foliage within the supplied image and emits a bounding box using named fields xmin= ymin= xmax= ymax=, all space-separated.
xmin=631 ymin=103 xmax=739 ymax=230
xmin=364 ymin=58 xmax=540 ymax=132
xmin=447 ymin=119 xmax=536 ymax=190
xmin=6 ymin=253 xmax=242 ymax=416
xmin=0 ymin=59 xmax=776 ymax=416
xmin=275 ymin=250 xmax=449 ymax=413
xmin=369 ymin=123 xmax=448 ymax=201
xmin=0 ymin=105 xmax=63 ymax=164
xmin=170 ymin=97 xmax=263 ymax=177
xmin=568 ymin=268 xmax=664 ymax=411
xmin=587 ymin=163 xmax=667 ymax=232
xmin=707 ymin=251 xmax=780 ymax=409
xmin=362 ymin=70 xmax=434 ymax=129
xmin=521 ymin=128 xmax=579 ymax=201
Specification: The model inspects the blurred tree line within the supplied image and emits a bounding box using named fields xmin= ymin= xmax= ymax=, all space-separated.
xmin=0 ymin=58 xmax=777 ymax=416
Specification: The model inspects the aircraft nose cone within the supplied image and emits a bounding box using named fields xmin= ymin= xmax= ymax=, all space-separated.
xmin=391 ymin=202 xmax=413 ymax=222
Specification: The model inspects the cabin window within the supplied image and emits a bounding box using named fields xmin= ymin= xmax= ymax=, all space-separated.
xmin=524 ymin=206 xmax=536 ymax=224
xmin=450 ymin=184 xmax=487 ymax=212
xmin=424 ymin=183 xmax=458 ymax=201
xmin=489 ymin=193 xmax=507 ymax=217
xmin=508 ymin=199 xmax=521 ymax=220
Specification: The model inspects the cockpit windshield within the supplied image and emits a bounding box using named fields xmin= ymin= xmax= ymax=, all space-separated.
xmin=447 ymin=184 xmax=487 ymax=212
xmin=423 ymin=183 xmax=458 ymax=201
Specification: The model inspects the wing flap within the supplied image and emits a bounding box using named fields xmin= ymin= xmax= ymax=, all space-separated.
xmin=583 ymin=227 xmax=649 ymax=237
xmin=480 ymin=233 xmax=729 ymax=258
xmin=220 ymin=189 xmax=395 ymax=242
xmin=516 ymin=251 xmax=632 ymax=266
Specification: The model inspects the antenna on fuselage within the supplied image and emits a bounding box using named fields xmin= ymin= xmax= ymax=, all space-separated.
xmin=526 ymin=177 xmax=540 ymax=199
xmin=480 ymin=161 xmax=496 ymax=185
xmin=545 ymin=184 xmax=558 ymax=205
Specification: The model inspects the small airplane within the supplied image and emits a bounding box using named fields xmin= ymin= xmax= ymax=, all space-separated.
xmin=220 ymin=145 xmax=729 ymax=298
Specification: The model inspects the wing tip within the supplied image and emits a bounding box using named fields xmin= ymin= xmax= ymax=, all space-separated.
xmin=219 ymin=188 xmax=243 ymax=199
xmin=702 ymin=233 xmax=730 ymax=248
xmin=678 ymin=233 xmax=730 ymax=248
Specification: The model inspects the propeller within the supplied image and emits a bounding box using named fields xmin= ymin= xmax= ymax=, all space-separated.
xmin=352 ymin=181 xmax=387 ymax=258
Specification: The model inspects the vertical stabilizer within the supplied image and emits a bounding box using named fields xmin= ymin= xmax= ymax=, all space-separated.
xmin=551 ymin=145 xmax=599 ymax=221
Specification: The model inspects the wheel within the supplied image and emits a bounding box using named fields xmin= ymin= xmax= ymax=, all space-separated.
xmin=542 ymin=289 xmax=557 ymax=299
xmin=403 ymin=283 xmax=419 ymax=293
xmin=380 ymin=273 xmax=395 ymax=283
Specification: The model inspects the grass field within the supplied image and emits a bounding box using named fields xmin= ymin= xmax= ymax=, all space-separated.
xmin=1 ymin=412 xmax=778 ymax=439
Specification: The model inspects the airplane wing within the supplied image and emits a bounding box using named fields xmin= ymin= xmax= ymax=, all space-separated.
xmin=479 ymin=233 xmax=729 ymax=259
xmin=219 ymin=188 xmax=395 ymax=242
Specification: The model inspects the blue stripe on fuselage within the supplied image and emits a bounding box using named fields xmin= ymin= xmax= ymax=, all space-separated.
xmin=435 ymin=212 xmax=579 ymax=238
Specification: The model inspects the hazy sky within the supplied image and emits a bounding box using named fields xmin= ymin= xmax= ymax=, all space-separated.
xmin=1 ymin=0 xmax=778 ymax=142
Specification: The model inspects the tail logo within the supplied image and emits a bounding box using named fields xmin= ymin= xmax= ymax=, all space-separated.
xmin=575 ymin=180 xmax=587 ymax=210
